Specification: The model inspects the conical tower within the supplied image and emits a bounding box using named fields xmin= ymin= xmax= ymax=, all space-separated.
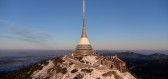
xmin=73 ymin=0 xmax=95 ymax=56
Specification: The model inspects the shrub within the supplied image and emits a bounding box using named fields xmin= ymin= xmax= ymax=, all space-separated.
xmin=78 ymin=57 xmax=83 ymax=60
xmin=56 ymin=66 xmax=67 ymax=74
xmin=80 ymin=60 xmax=85 ymax=63
xmin=71 ymin=69 xmax=78 ymax=73
xmin=62 ymin=68 xmax=67 ymax=74
xmin=43 ymin=61 xmax=49 ymax=66
xmin=69 ymin=62 xmax=73 ymax=65
xmin=53 ymin=57 xmax=65 ymax=65
xmin=81 ymin=69 xmax=93 ymax=73
xmin=74 ymin=74 xmax=83 ymax=79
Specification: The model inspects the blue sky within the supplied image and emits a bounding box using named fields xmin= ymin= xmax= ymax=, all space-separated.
xmin=0 ymin=0 xmax=168 ymax=50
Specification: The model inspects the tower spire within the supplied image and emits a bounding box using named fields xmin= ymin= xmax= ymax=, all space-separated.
xmin=81 ymin=0 xmax=87 ymax=38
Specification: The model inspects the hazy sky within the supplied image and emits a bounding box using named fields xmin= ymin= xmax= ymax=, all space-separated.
xmin=0 ymin=0 xmax=168 ymax=50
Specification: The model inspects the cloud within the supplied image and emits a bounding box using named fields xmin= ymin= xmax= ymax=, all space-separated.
xmin=11 ymin=27 xmax=52 ymax=45
xmin=0 ymin=19 xmax=16 ymax=27
xmin=0 ymin=19 xmax=52 ymax=45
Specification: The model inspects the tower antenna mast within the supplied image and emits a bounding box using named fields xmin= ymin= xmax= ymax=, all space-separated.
xmin=81 ymin=0 xmax=87 ymax=38
xmin=83 ymin=0 xmax=86 ymax=28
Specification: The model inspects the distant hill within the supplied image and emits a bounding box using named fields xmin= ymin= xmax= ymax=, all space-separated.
xmin=100 ymin=51 xmax=168 ymax=60
xmin=148 ymin=53 xmax=168 ymax=60
xmin=116 ymin=52 xmax=145 ymax=59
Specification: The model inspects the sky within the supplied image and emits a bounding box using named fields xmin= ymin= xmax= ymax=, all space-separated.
xmin=0 ymin=0 xmax=168 ymax=50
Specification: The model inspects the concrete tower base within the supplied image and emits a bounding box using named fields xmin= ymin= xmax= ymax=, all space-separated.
xmin=72 ymin=50 xmax=96 ymax=57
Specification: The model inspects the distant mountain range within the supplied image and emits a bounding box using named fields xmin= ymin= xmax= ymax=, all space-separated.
xmin=100 ymin=51 xmax=168 ymax=60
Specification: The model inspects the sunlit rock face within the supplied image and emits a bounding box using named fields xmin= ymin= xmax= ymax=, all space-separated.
xmin=31 ymin=55 xmax=136 ymax=79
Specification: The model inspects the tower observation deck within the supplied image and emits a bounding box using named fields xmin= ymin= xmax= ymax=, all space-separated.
xmin=73 ymin=0 xmax=96 ymax=56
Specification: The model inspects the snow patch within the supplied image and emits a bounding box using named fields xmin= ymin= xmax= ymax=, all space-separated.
xmin=82 ymin=56 xmax=98 ymax=65
xmin=31 ymin=60 xmax=55 ymax=79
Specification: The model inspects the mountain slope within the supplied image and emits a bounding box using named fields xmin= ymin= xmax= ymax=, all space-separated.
xmin=32 ymin=55 xmax=135 ymax=79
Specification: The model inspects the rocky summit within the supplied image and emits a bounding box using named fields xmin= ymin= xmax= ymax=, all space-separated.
xmin=29 ymin=54 xmax=136 ymax=79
